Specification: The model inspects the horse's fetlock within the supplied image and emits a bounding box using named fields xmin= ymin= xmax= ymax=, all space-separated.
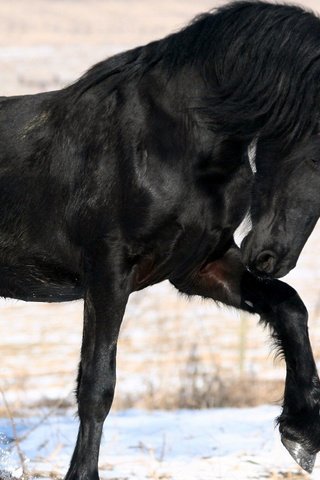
xmin=278 ymin=412 xmax=320 ymax=454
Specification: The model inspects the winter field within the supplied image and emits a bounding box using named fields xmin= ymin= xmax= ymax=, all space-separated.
xmin=0 ymin=406 xmax=312 ymax=480
xmin=1 ymin=1 xmax=320 ymax=479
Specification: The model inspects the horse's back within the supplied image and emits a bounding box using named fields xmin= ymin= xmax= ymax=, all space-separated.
xmin=0 ymin=91 xmax=57 ymax=164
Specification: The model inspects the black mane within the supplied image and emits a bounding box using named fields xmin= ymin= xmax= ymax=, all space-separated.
xmin=69 ymin=0 xmax=320 ymax=148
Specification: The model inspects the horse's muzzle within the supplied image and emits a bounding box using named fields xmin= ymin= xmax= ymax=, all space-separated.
xmin=254 ymin=250 xmax=277 ymax=274
xmin=241 ymin=234 xmax=292 ymax=278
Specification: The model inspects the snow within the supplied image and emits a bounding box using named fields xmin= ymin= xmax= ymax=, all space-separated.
xmin=0 ymin=405 xmax=315 ymax=479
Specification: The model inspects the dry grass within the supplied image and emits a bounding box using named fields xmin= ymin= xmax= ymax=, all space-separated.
xmin=267 ymin=472 xmax=309 ymax=479
xmin=129 ymin=377 xmax=284 ymax=411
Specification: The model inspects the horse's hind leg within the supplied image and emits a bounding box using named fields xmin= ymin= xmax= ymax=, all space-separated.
xmin=170 ymin=246 xmax=320 ymax=473
xmin=65 ymin=241 xmax=131 ymax=480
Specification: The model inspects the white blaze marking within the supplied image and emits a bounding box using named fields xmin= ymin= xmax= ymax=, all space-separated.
xmin=248 ymin=138 xmax=257 ymax=173
xmin=233 ymin=140 xmax=256 ymax=247
xmin=245 ymin=300 xmax=254 ymax=308
xmin=234 ymin=214 xmax=252 ymax=247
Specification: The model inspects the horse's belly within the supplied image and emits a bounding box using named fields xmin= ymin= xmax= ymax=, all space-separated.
xmin=0 ymin=262 xmax=84 ymax=302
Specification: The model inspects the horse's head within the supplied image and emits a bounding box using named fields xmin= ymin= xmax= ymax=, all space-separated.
xmin=241 ymin=136 xmax=320 ymax=278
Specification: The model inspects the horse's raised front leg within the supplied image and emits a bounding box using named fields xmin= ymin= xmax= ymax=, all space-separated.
xmin=65 ymin=241 xmax=131 ymax=480
xmin=170 ymin=246 xmax=320 ymax=473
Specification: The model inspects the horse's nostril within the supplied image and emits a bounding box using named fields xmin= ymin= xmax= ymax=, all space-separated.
xmin=255 ymin=250 xmax=277 ymax=274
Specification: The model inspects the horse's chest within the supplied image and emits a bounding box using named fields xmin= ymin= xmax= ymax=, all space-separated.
xmin=132 ymin=212 xmax=233 ymax=291
xmin=130 ymin=158 xmax=251 ymax=289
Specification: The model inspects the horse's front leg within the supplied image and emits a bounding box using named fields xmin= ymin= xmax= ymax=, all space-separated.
xmin=170 ymin=246 xmax=320 ymax=473
xmin=243 ymin=275 xmax=320 ymax=473
xmin=65 ymin=242 xmax=132 ymax=480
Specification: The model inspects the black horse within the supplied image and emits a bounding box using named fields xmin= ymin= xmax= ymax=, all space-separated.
xmin=2 ymin=1 xmax=320 ymax=477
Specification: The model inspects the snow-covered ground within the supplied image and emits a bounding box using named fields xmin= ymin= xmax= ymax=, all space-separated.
xmin=0 ymin=406 xmax=312 ymax=480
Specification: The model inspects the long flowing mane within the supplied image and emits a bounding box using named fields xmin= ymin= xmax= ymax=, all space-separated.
xmin=69 ymin=1 xmax=320 ymax=148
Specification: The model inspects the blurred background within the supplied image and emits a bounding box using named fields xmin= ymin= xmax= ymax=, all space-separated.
xmin=1 ymin=0 xmax=320 ymax=416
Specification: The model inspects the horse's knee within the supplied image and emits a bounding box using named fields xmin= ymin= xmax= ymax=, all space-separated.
xmin=78 ymin=384 xmax=115 ymax=422
xmin=258 ymin=281 xmax=308 ymax=328
xmin=275 ymin=292 xmax=308 ymax=333
xmin=77 ymin=361 xmax=116 ymax=422
xmin=278 ymin=288 xmax=307 ymax=316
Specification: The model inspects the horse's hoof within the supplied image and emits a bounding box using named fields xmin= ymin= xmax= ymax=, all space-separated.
xmin=281 ymin=436 xmax=317 ymax=473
